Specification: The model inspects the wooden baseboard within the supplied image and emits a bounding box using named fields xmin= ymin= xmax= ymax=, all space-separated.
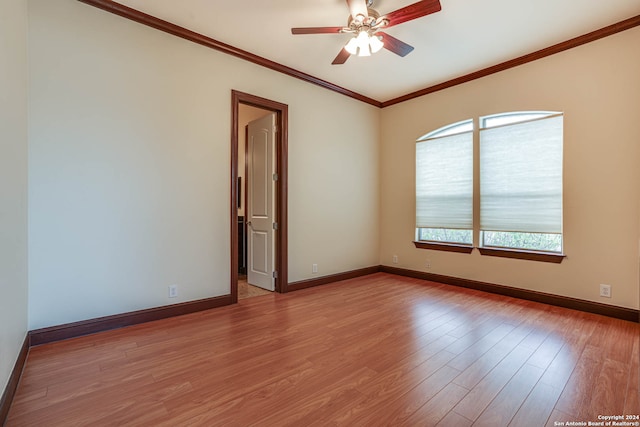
xmin=5 ymin=265 xmax=636 ymax=424
xmin=381 ymin=265 xmax=639 ymax=323
xmin=29 ymin=294 xmax=233 ymax=346
xmin=0 ymin=335 xmax=29 ymax=425
xmin=26 ymin=264 xmax=381 ymax=347
xmin=287 ymin=266 xmax=382 ymax=292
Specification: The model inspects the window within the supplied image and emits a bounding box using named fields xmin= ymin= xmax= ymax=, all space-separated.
xmin=480 ymin=112 xmax=563 ymax=253
xmin=415 ymin=111 xmax=564 ymax=259
xmin=415 ymin=120 xmax=473 ymax=245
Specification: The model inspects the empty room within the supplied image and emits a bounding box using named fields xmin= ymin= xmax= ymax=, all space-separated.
xmin=1 ymin=0 xmax=639 ymax=425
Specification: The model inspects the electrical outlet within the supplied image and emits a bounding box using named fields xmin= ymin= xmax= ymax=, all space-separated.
xmin=168 ymin=285 xmax=178 ymax=298
xmin=599 ymin=284 xmax=611 ymax=298
xmin=425 ymin=259 xmax=431 ymax=270
xmin=392 ymin=255 xmax=398 ymax=264
xmin=312 ymin=264 xmax=318 ymax=274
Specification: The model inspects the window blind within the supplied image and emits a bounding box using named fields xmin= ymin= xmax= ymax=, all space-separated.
xmin=480 ymin=115 xmax=563 ymax=234
xmin=416 ymin=131 xmax=473 ymax=229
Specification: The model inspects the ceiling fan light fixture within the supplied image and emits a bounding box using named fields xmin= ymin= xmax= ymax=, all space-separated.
xmin=291 ymin=0 xmax=437 ymax=64
xmin=369 ymin=34 xmax=384 ymax=53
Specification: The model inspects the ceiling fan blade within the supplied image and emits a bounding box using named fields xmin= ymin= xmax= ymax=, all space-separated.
xmin=332 ymin=48 xmax=351 ymax=65
xmin=378 ymin=32 xmax=414 ymax=57
xmin=291 ymin=27 xmax=344 ymax=35
xmin=382 ymin=0 xmax=441 ymax=28
xmin=346 ymin=0 xmax=369 ymax=19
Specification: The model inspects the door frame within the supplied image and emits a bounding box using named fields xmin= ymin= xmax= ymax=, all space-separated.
xmin=231 ymin=90 xmax=288 ymax=302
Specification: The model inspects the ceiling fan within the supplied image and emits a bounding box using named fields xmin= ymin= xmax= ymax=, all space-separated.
xmin=291 ymin=0 xmax=442 ymax=65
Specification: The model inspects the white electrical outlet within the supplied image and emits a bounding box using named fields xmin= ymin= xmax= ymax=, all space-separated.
xmin=392 ymin=255 xmax=398 ymax=264
xmin=425 ymin=259 xmax=431 ymax=270
xmin=312 ymin=264 xmax=318 ymax=274
xmin=599 ymin=284 xmax=611 ymax=298
xmin=168 ymin=285 xmax=178 ymax=298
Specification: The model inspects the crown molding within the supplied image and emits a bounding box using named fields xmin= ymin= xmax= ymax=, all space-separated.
xmin=77 ymin=1 xmax=640 ymax=109
xmin=382 ymin=14 xmax=640 ymax=107
xmin=77 ymin=0 xmax=382 ymax=107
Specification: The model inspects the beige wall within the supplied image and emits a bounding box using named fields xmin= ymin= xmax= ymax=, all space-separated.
xmin=380 ymin=27 xmax=640 ymax=310
xmin=0 ymin=0 xmax=29 ymax=393
xmin=22 ymin=0 xmax=639 ymax=333
xmin=28 ymin=0 xmax=380 ymax=329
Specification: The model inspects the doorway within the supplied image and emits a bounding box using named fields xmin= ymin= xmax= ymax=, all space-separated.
xmin=231 ymin=90 xmax=288 ymax=303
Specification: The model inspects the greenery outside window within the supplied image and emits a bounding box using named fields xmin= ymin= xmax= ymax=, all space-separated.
xmin=418 ymin=228 xmax=473 ymax=245
xmin=481 ymin=231 xmax=562 ymax=253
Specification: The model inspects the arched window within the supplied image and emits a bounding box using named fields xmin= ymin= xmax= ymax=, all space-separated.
xmin=416 ymin=111 xmax=563 ymax=255
xmin=416 ymin=119 xmax=473 ymax=245
xmin=418 ymin=119 xmax=473 ymax=140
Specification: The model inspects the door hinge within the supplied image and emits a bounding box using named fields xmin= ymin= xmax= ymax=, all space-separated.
xmin=273 ymin=222 xmax=278 ymax=230
xmin=273 ymin=173 xmax=278 ymax=181
xmin=273 ymin=271 xmax=278 ymax=279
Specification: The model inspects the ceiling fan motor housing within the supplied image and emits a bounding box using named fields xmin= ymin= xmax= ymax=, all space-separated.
xmin=347 ymin=8 xmax=385 ymax=34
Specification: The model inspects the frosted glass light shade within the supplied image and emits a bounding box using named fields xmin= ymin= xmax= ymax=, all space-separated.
xmin=344 ymin=32 xmax=383 ymax=57
xmin=356 ymin=31 xmax=370 ymax=56
xmin=345 ymin=37 xmax=358 ymax=55
xmin=369 ymin=35 xmax=383 ymax=53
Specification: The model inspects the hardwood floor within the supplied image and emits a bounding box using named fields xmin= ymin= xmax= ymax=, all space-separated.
xmin=238 ymin=279 xmax=272 ymax=300
xmin=7 ymin=273 xmax=640 ymax=426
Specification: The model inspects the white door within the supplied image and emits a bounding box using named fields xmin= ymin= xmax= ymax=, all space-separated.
xmin=247 ymin=113 xmax=276 ymax=291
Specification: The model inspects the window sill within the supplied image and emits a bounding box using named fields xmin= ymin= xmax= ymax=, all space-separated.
xmin=478 ymin=247 xmax=565 ymax=263
xmin=413 ymin=241 xmax=474 ymax=254
xmin=413 ymin=242 xmax=565 ymax=262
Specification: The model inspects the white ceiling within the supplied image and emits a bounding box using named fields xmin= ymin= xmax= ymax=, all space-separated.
xmin=114 ymin=0 xmax=640 ymax=102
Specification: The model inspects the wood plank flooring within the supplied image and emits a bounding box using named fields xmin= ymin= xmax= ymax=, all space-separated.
xmin=7 ymin=273 xmax=640 ymax=426
xmin=238 ymin=279 xmax=272 ymax=300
